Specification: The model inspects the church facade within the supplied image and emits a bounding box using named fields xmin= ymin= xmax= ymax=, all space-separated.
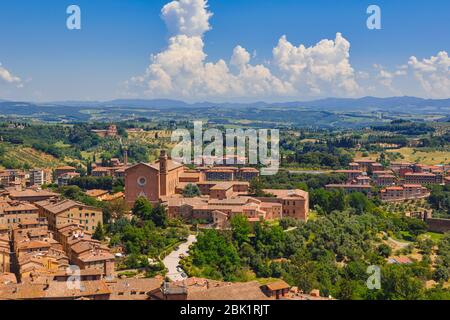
xmin=124 ymin=150 xmax=185 ymax=205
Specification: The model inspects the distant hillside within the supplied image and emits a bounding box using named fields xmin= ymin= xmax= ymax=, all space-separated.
xmin=99 ymin=96 xmax=450 ymax=112
xmin=0 ymin=144 xmax=63 ymax=169
xmin=0 ymin=96 xmax=448 ymax=124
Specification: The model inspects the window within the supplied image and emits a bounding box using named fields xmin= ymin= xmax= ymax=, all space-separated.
xmin=137 ymin=177 xmax=147 ymax=187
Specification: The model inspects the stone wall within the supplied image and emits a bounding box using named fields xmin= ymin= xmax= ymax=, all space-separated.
xmin=426 ymin=217 xmax=450 ymax=233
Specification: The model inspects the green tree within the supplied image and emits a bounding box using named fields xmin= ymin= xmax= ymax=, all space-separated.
xmin=347 ymin=192 xmax=373 ymax=215
xmin=93 ymin=222 xmax=106 ymax=241
xmin=132 ymin=197 xmax=153 ymax=220
xmin=183 ymin=183 xmax=201 ymax=198
xmin=230 ymin=215 xmax=251 ymax=247
xmin=377 ymin=244 xmax=392 ymax=258
xmin=149 ymin=204 xmax=168 ymax=228
xmin=433 ymin=265 xmax=449 ymax=282
xmin=381 ymin=265 xmax=424 ymax=300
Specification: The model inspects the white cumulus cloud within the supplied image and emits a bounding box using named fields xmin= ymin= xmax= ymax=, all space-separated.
xmin=162 ymin=0 xmax=213 ymax=37
xmin=0 ymin=63 xmax=22 ymax=87
xmin=408 ymin=51 xmax=450 ymax=98
xmin=127 ymin=0 xmax=361 ymax=100
xmin=272 ymin=33 xmax=360 ymax=96
xmin=128 ymin=0 xmax=449 ymax=100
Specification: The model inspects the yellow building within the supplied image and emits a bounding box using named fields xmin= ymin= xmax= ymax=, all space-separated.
xmin=35 ymin=199 xmax=103 ymax=233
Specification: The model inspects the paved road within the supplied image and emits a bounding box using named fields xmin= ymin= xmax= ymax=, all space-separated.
xmin=163 ymin=235 xmax=197 ymax=282
xmin=388 ymin=237 xmax=410 ymax=249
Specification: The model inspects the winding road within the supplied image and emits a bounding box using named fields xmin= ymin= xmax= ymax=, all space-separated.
xmin=163 ymin=234 xmax=197 ymax=281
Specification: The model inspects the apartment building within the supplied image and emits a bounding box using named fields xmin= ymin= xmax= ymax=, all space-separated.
xmin=35 ymin=199 xmax=103 ymax=232
xmin=334 ymin=170 xmax=364 ymax=180
xmin=204 ymin=167 xmax=236 ymax=181
xmin=375 ymin=174 xmax=397 ymax=187
xmin=192 ymin=181 xmax=249 ymax=197
xmin=57 ymin=172 xmax=81 ymax=187
xmin=404 ymin=173 xmax=443 ymax=185
xmin=0 ymin=201 xmax=39 ymax=227
xmin=204 ymin=167 xmax=259 ymax=182
xmin=29 ymin=169 xmax=53 ymax=187
xmin=380 ymin=184 xmax=430 ymax=202
xmin=55 ymin=224 xmax=115 ymax=277
xmin=260 ymin=189 xmax=309 ymax=221
xmin=54 ymin=166 xmax=77 ymax=178
xmin=164 ymin=195 xmax=283 ymax=227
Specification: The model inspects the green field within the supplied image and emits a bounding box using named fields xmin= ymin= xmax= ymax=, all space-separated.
xmin=387 ymin=148 xmax=450 ymax=165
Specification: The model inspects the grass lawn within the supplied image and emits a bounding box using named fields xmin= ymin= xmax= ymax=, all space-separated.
xmin=424 ymin=232 xmax=445 ymax=243
xmin=387 ymin=148 xmax=450 ymax=165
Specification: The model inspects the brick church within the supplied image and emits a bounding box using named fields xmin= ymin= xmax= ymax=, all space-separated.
xmin=125 ymin=150 xmax=185 ymax=205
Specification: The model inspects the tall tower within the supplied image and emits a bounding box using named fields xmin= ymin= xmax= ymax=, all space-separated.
xmin=159 ymin=149 xmax=168 ymax=196
xmin=124 ymin=147 xmax=129 ymax=166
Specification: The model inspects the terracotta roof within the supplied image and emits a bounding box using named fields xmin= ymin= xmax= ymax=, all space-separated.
xmin=3 ymin=203 xmax=38 ymax=212
xmin=35 ymin=199 xmax=100 ymax=215
xmin=55 ymin=166 xmax=76 ymax=171
xmin=108 ymin=277 xmax=163 ymax=300
xmin=265 ymin=280 xmax=291 ymax=291
xmin=126 ymin=160 xmax=183 ymax=173
xmin=385 ymin=186 xmax=404 ymax=191
xmin=17 ymin=240 xmax=51 ymax=251
xmin=405 ymin=173 xmax=436 ymax=177
xmin=210 ymin=182 xmax=236 ymax=191
xmin=9 ymin=189 xmax=58 ymax=199
xmin=102 ymin=192 xmax=124 ymax=201
xmin=188 ymin=281 xmax=269 ymax=300
xmin=85 ymin=189 xmax=109 ymax=198
xmin=263 ymin=189 xmax=308 ymax=199
xmin=0 ymin=280 xmax=111 ymax=299
xmin=179 ymin=172 xmax=202 ymax=178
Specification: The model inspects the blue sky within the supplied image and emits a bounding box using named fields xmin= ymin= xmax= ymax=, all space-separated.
xmin=0 ymin=0 xmax=449 ymax=101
